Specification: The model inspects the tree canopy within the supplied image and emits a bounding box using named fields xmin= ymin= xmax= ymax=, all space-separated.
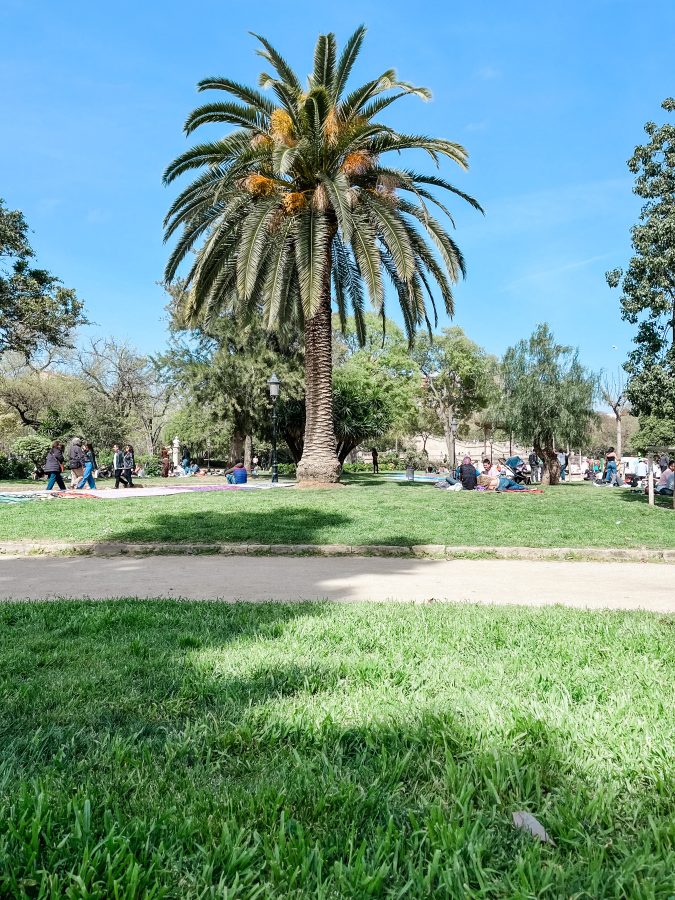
xmin=413 ymin=326 xmax=490 ymax=463
xmin=0 ymin=198 xmax=85 ymax=359
xmin=502 ymin=324 xmax=597 ymax=483
xmin=606 ymin=98 xmax=675 ymax=446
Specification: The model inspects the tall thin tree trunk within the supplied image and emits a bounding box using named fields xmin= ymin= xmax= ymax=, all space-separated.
xmin=244 ymin=435 xmax=252 ymax=471
xmin=229 ymin=433 xmax=244 ymax=465
xmin=615 ymin=413 xmax=622 ymax=461
xmin=296 ymin=252 xmax=340 ymax=484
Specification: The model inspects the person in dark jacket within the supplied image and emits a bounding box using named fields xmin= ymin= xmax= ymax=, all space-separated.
xmin=458 ymin=456 xmax=478 ymax=490
xmin=76 ymin=443 xmax=97 ymax=489
xmin=112 ymin=444 xmax=128 ymax=489
xmin=68 ymin=437 xmax=86 ymax=488
xmin=44 ymin=441 xmax=66 ymax=491
xmin=123 ymin=445 xmax=135 ymax=488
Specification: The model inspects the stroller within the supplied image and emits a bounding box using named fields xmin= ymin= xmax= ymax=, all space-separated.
xmin=500 ymin=456 xmax=532 ymax=485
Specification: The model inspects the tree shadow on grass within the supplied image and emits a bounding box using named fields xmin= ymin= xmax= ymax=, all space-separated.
xmin=616 ymin=490 xmax=673 ymax=509
xmin=1 ymin=601 xmax=672 ymax=896
xmin=96 ymin=508 xmax=434 ymax=551
xmin=101 ymin=506 xmax=354 ymax=545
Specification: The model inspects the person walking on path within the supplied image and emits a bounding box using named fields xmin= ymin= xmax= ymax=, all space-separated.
xmin=68 ymin=437 xmax=85 ymax=488
xmin=76 ymin=443 xmax=97 ymax=490
xmin=112 ymin=444 xmax=128 ymax=489
xmin=161 ymin=448 xmax=170 ymax=478
xmin=605 ymin=446 xmax=618 ymax=485
xmin=123 ymin=445 xmax=135 ymax=488
xmin=371 ymin=447 xmax=379 ymax=474
xmin=44 ymin=441 xmax=66 ymax=491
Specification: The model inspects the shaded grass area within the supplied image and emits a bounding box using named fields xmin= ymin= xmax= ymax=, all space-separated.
xmin=0 ymin=600 xmax=673 ymax=897
xmin=0 ymin=478 xmax=673 ymax=549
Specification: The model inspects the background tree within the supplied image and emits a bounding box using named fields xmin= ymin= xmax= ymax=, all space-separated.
xmin=333 ymin=313 xmax=421 ymax=441
xmin=159 ymin=307 xmax=304 ymax=467
xmin=502 ymin=324 xmax=598 ymax=484
xmin=163 ymin=27 xmax=481 ymax=482
xmin=413 ymin=326 xmax=490 ymax=467
xmin=601 ymin=373 xmax=629 ymax=459
xmin=76 ymin=339 xmax=173 ymax=454
xmin=0 ymin=198 xmax=86 ymax=358
xmin=606 ymin=98 xmax=675 ymax=448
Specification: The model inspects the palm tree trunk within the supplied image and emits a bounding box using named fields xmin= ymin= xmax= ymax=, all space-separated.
xmin=296 ymin=256 xmax=341 ymax=483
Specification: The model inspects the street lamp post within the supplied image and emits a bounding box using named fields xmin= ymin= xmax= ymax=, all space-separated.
xmin=267 ymin=373 xmax=281 ymax=484
xmin=450 ymin=416 xmax=458 ymax=471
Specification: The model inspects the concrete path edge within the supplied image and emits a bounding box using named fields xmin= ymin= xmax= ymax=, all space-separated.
xmin=1 ymin=540 xmax=674 ymax=563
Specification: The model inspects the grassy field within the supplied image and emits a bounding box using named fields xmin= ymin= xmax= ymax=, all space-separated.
xmin=0 ymin=600 xmax=673 ymax=897
xmin=0 ymin=477 xmax=673 ymax=549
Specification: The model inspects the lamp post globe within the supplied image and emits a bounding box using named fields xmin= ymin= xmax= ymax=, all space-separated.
xmin=267 ymin=374 xmax=282 ymax=483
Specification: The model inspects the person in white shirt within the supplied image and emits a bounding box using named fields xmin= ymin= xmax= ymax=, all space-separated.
xmin=636 ymin=459 xmax=648 ymax=481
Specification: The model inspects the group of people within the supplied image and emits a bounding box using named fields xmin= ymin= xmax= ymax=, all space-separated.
xmin=43 ymin=438 xmax=98 ymax=491
xmin=584 ymin=448 xmax=674 ymax=495
xmin=437 ymin=456 xmax=529 ymax=492
xmin=43 ymin=439 xmax=135 ymax=492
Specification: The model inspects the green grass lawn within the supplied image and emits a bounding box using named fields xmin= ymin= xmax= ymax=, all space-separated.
xmin=0 ymin=477 xmax=672 ymax=549
xmin=1 ymin=600 xmax=673 ymax=897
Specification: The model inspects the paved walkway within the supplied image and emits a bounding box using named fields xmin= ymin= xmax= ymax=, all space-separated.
xmin=1 ymin=556 xmax=673 ymax=611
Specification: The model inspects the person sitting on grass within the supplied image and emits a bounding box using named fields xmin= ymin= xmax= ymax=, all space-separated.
xmin=458 ymin=456 xmax=477 ymax=491
xmin=654 ymin=460 xmax=675 ymax=496
xmin=225 ymin=461 xmax=247 ymax=484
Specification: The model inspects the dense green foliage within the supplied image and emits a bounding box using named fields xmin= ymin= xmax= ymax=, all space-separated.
xmin=413 ymin=327 xmax=491 ymax=460
xmin=607 ymin=99 xmax=675 ymax=448
xmin=0 ymin=600 xmax=672 ymax=897
xmin=502 ymin=325 xmax=597 ymax=483
xmin=0 ymin=481 xmax=672 ymax=548
xmin=0 ymin=198 xmax=85 ymax=358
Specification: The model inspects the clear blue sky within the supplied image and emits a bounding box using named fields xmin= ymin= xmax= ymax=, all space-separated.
xmin=2 ymin=0 xmax=673 ymax=377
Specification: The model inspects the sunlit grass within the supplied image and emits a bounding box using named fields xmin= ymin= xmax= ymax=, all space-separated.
xmin=0 ymin=600 xmax=673 ymax=897
xmin=0 ymin=478 xmax=672 ymax=549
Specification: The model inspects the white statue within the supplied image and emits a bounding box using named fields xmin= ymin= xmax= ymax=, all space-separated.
xmin=172 ymin=436 xmax=180 ymax=468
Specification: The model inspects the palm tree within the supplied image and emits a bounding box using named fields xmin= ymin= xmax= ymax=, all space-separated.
xmin=164 ymin=27 xmax=481 ymax=482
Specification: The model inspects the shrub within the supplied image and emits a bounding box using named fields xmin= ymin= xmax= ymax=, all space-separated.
xmin=12 ymin=435 xmax=51 ymax=466
xmin=276 ymin=462 xmax=296 ymax=477
xmin=0 ymin=454 xmax=32 ymax=480
xmin=137 ymin=454 xmax=161 ymax=477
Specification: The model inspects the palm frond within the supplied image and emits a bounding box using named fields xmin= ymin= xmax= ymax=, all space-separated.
xmin=368 ymin=133 xmax=469 ymax=169
xmin=162 ymin=133 xmax=252 ymax=184
xmin=333 ymin=234 xmax=366 ymax=345
xmin=184 ymin=101 xmax=264 ymax=134
xmin=350 ymin=211 xmax=384 ymax=309
xmin=320 ymin=171 xmax=353 ymax=242
xmin=333 ymin=25 xmax=367 ymax=100
xmin=196 ymin=77 xmax=276 ymax=115
xmin=312 ymin=33 xmax=337 ymax=90
xmin=263 ymin=217 xmax=295 ymax=327
xmin=360 ymin=192 xmax=415 ymax=280
xmin=400 ymin=199 xmax=466 ymax=279
xmin=294 ymin=211 xmax=332 ymax=317
xmin=251 ymin=33 xmax=302 ymax=93
xmin=237 ymin=199 xmax=280 ymax=299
